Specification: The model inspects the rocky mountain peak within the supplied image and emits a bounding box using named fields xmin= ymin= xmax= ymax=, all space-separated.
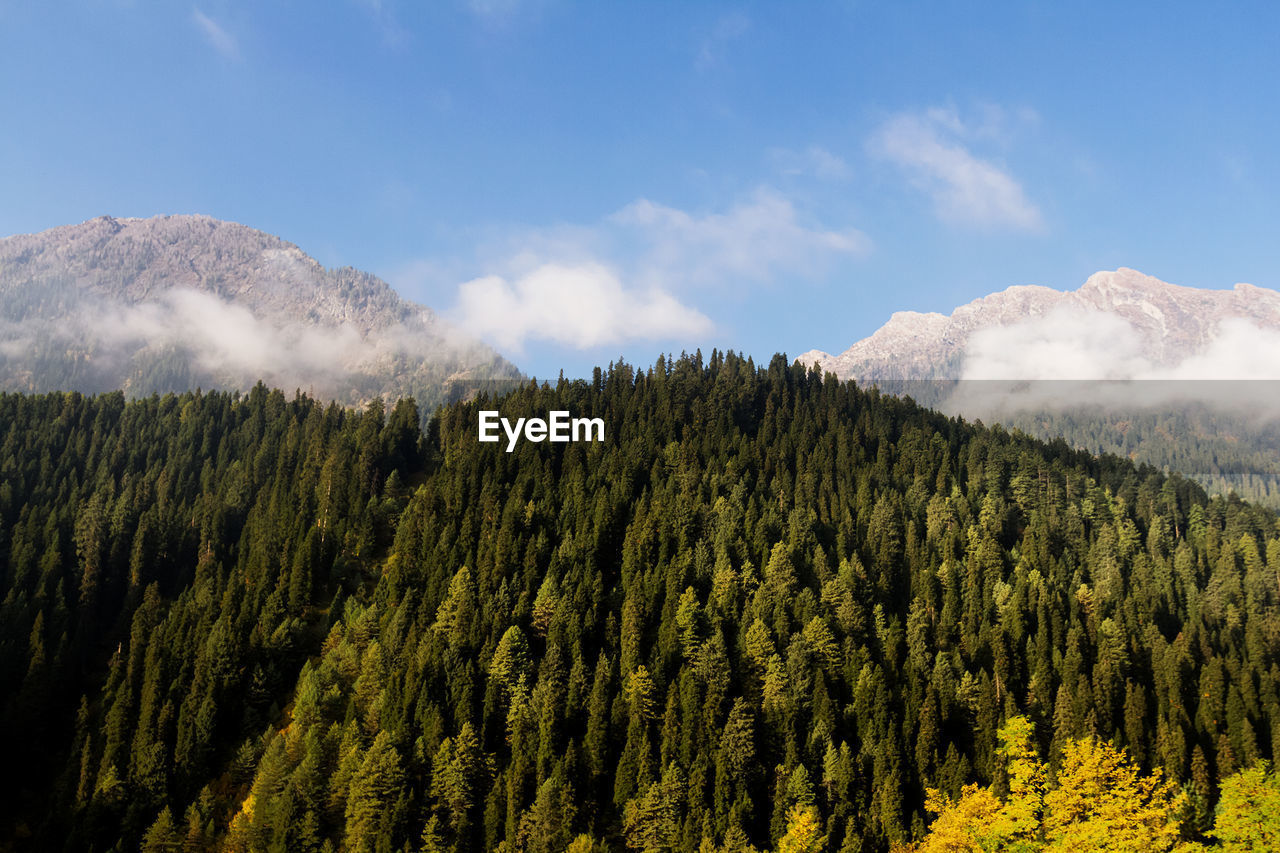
xmin=0 ymin=215 xmax=520 ymax=406
xmin=801 ymin=268 xmax=1280 ymax=381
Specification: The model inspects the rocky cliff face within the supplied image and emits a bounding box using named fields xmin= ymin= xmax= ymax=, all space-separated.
xmin=0 ymin=215 xmax=520 ymax=407
xmin=798 ymin=268 xmax=1280 ymax=380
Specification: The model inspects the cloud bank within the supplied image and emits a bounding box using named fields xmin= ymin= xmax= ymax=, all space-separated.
xmin=870 ymin=107 xmax=1042 ymax=231
xmin=0 ymin=287 xmax=491 ymax=398
xmin=962 ymin=309 xmax=1280 ymax=382
xmin=453 ymin=263 xmax=712 ymax=352
xmin=960 ymin=306 xmax=1153 ymax=381
xmin=944 ymin=308 xmax=1280 ymax=419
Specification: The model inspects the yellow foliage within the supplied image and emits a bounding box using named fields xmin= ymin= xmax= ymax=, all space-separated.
xmin=565 ymin=834 xmax=605 ymax=853
xmin=237 ymin=791 xmax=256 ymax=822
xmin=223 ymin=792 xmax=256 ymax=853
xmin=988 ymin=715 xmax=1046 ymax=847
xmin=1042 ymin=737 xmax=1183 ymax=852
xmin=914 ymin=716 xmax=1186 ymax=853
xmin=915 ymin=785 xmax=1002 ymax=852
xmin=777 ymin=805 xmax=826 ymax=853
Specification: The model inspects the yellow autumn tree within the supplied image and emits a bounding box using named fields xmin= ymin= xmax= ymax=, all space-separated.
xmin=985 ymin=715 xmax=1046 ymax=849
xmin=777 ymin=805 xmax=826 ymax=853
xmin=914 ymin=716 xmax=1187 ymax=852
xmin=916 ymin=715 xmax=1042 ymax=852
xmin=565 ymin=834 xmax=607 ymax=853
xmin=915 ymin=784 xmax=1002 ymax=852
xmin=1042 ymin=735 xmax=1183 ymax=851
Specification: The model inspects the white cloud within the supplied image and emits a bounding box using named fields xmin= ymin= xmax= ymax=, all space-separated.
xmin=870 ymin=107 xmax=1042 ymax=231
xmin=612 ymin=188 xmax=871 ymax=288
xmin=944 ymin=310 xmax=1280 ymax=419
xmin=92 ymin=288 xmax=374 ymax=380
xmin=962 ymin=309 xmax=1280 ymax=383
xmin=1149 ymin=318 xmax=1280 ymax=381
xmin=439 ymin=188 xmax=867 ymax=352
xmin=192 ymin=8 xmax=238 ymax=59
xmin=452 ymin=263 xmax=711 ymax=352
xmin=696 ymin=12 xmax=750 ymax=71
xmin=961 ymin=306 xmax=1151 ymax=381
xmin=0 ymin=286 xmax=491 ymax=398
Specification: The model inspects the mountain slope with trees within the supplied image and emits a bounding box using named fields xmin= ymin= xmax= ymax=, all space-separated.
xmin=797 ymin=269 xmax=1280 ymax=508
xmin=3 ymin=353 xmax=1280 ymax=851
xmin=862 ymin=380 xmax=1280 ymax=510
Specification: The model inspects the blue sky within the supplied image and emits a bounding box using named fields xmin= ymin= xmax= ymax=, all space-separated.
xmin=3 ymin=1 xmax=1279 ymax=379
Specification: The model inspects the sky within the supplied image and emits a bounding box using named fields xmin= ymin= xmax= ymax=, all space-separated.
xmin=2 ymin=1 xmax=1279 ymax=380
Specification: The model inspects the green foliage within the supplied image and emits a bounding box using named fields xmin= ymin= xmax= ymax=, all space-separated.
xmin=0 ymin=385 xmax=408 ymax=849
xmin=5 ymin=354 xmax=1280 ymax=852
xmin=1211 ymin=761 xmax=1280 ymax=850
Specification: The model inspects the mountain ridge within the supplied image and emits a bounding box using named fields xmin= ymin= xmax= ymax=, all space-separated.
xmin=797 ymin=268 xmax=1280 ymax=508
xmin=0 ymin=214 xmax=521 ymax=408
xmin=798 ymin=267 xmax=1280 ymax=380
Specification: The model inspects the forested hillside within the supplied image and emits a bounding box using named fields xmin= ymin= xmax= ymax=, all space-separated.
xmin=1000 ymin=403 xmax=1280 ymax=510
xmin=863 ymin=379 xmax=1280 ymax=510
xmin=0 ymin=386 xmax=420 ymax=849
xmin=4 ymin=353 xmax=1280 ymax=851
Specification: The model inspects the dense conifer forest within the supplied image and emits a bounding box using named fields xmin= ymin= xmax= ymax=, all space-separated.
xmin=4 ymin=352 xmax=1280 ymax=851
xmin=999 ymin=405 xmax=1280 ymax=511
xmin=865 ymin=380 xmax=1280 ymax=510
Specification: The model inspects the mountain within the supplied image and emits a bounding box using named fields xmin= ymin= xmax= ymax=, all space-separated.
xmin=798 ymin=268 xmax=1280 ymax=508
xmin=3 ymin=354 xmax=1275 ymax=851
xmin=0 ymin=214 xmax=521 ymax=408
xmin=797 ymin=267 xmax=1280 ymax=381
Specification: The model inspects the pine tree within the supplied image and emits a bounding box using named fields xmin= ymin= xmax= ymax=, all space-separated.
xmin=344 ymin=731 xmax=405 ymax=852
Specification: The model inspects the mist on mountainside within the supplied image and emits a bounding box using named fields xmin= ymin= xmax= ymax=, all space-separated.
xmin=0 ymin=215 xmax=522 ymax=409
xmin=798 ymin=269 xmax=1280 ymax=506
